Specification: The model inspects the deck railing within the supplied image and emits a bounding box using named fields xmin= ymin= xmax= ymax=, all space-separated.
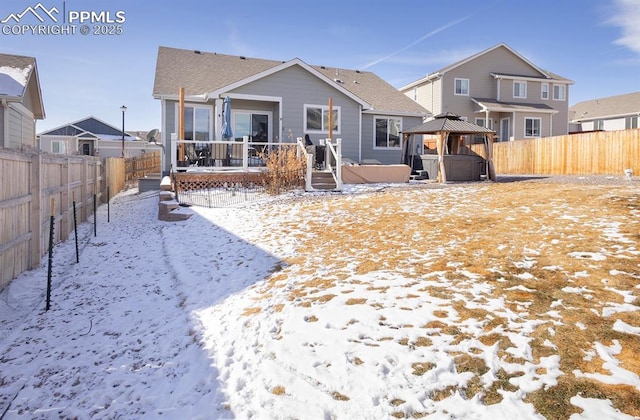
xmin=170 ymin=136 xmax=297 ymax=172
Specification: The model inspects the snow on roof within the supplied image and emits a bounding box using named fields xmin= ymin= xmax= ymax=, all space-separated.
xmin=0 ymin=64 xmax=32 ymax=96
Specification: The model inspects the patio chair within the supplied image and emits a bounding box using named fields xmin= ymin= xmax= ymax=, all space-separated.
xmin=229 ymin=143 xmax=244 ymax=166
xmin=211 ymin=142 xmax=227 ymax=166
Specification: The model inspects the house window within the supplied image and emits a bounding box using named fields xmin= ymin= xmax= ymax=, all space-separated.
xmin=52 ymin=140 xmax=66 ymax=154
xmin=627 ymin=116 xmax=639 ymax=129
xmin=595 ymin=120 xmax=604 ymax=130
xmin=232 ymin=112 xmax=270 ymax=142
xmin=513 ymin=81 xmax=527 ymax=98
xmin=474 ymin=118 xmax=488 ymax=142
xmin=304 ymin=104 xmax=340 ymax=134
xmin=553 ymin=85 xmax=566 ymax=101
xmin=374 ymin=116 xmax=402 ymax=148
xmin=541 ymin=83 xmax=549 ymax=100
xmin=454 ymin=78 xmax=469 ymax=96
xmin=176 ymin=104 xmax=212 ymax=141
xmin=525 ymin=117 xmax=541 ymax=137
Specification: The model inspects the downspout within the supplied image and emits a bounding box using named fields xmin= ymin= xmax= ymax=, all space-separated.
xmin=160 ymin=98 xmax=167 ymax=174
xmin=496 ymin=77 xmax=501 ymax=101
xmin=358 ymin=105 xmax=362 ymax=163
xmin=512 ymin=111 xmax=516 ymax=140
xmin=2 ymin=98 xmax=9 ymax=147
xmin=278 ymin=99 xmax=283 ymax=143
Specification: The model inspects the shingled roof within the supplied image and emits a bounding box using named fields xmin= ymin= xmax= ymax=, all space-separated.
xmin=0 ymin=52 xmax=44 ymax=118
xmin=153 ymin=46 xmax=427 ymax=116
xmin=570 ymin=91 xmax=640 ymax=122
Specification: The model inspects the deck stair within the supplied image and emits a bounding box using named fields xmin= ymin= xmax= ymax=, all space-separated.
xmin=157 ymin=176 xmax=192 ymax=221
xmin=310 ymin=170 xmax=337 ymax=190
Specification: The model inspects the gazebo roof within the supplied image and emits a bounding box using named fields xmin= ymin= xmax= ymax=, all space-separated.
xmin=403 ymin=113 xmax=495 ymax=135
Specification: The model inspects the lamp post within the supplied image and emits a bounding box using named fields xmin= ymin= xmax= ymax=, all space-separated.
xmin=120 ymin=105 xmax=127 ymax=158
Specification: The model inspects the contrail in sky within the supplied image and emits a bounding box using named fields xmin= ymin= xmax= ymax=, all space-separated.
xmin=361 ymin=15 xmax=470 ymax=70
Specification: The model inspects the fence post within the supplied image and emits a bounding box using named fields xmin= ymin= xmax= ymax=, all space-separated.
xmin=81 ymin=158 xmax=88 ymax=221
xmin=29 ymin=153 xmax=42 ymax=270
xmin=60 ymin=156 xmax=70 ymax=240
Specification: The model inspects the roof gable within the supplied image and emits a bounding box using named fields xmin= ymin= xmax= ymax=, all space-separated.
xmin=39 ymin=116 xmax=134 ymax=139
xmin=400 ymin=43 xmax=572 ymax=91
xmin=0 ymin=52 xmax=45 ymax=119
xmin=437 ymin=44 xmax=552 ymax=79
xmin=154 ymin=46 xmax=428 ymax=116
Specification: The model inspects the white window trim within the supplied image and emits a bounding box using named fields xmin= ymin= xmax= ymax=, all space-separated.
xmin=541 ymin=83 xmax=549 ymax=100
xmin=173 ymin=103 xmax=214 ymax=141
xmin=513 ymin=81 xmax=527 ymax=99
xmin=524 ymin=117 xmax=542 ymax=138
xmin=373 ymin=115 xmax=402 ymax=150
xmin=552 ymin=84 xmax=566 ymax=101
xmin=454 ymin=78 xmax=469 ymax=96
xmin=303 ymin=104 xmax=341 ymax=135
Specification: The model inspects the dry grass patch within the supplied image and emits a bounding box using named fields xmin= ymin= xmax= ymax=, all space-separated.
xmin=411 ymin=362 xmax=435 ymax=376
xmin=345 ymin=298 xmax=367 ymax=305
xmin=271 ymin=385 xmax=286 ymax=395
xmin=526 ymin=377 xmax=640 ymax=419
xmin=331 ymin=391 xmax=350 ymax=401
xmin=241 ymin=307 xmax=262 ymax=316
xmin=258 ymin=181 xmax=638 ymax=416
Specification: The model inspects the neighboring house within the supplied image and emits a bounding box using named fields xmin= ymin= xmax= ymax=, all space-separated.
xmin=152 ymin=46 xmax=429 ymax=171
xmin=399 ymin=43 xmax=573 ymax=143
xmin=38 ymin=116 xmax=139 ymax=157
xmin=0 ymin=53 xmax=45 ymax=149
xmin=569 ymin=91 xmax=640 ymax=132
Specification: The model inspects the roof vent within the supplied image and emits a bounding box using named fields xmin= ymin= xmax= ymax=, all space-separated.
xmin=240 ymin=56 xmax=246 ymax=60
xmin=334 ymin=78 xmax=344 ymax=84
xmin=353 ymin=80 xmax=359 ymax=84
xmin=194 ymin=50 xmax=202 ymax=54
xmin=321 ymin=66 xmax=326 ymax=69
xmin=356 ymin=70 xmax=361 ymax=73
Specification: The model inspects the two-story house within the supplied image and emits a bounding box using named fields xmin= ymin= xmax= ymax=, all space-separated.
xmin=399 ymin=43 xmax=573 ymax=143
xmin=0 ymin=53 xmax=45 ymax=149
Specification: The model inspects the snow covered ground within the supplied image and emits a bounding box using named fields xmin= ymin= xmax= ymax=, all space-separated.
xmin=0 ymin=180 xmax=638 ymax=419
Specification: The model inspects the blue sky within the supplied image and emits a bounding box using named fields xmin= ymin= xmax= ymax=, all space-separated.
xmin=1 ymin=0 xmax=639 ymax=133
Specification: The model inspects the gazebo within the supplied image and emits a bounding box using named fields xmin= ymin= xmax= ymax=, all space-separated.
xmin=402 ymin=113 xmax=496 ymax=183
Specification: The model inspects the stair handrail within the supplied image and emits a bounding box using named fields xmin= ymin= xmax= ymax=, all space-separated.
xmin=324 ymin=138 xmax=342 ymax=191
xmin=296 ymin=137 xmax=314 ymax=191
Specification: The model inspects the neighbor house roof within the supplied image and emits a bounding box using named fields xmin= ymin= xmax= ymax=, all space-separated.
xmin=569 ymin=91 xmax=640 ymax=122
xmin=153 ymin=46 xmax=428 ymax=116
xmin=39 ymin=116 xmax=136 ymax=140
xmin=0 ymin=52 xmax=45 ymax=119
xmin=400 ymin=43 xmax=573 ymax=91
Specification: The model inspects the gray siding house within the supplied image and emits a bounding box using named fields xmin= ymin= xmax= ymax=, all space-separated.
xmin=569 ymin=91 xmax=640 ymax=132
xmin=153 ymin=46 xmax=428 ymax=172
xmin=38 ymin=116 xmax=138 ymax=157
xmin=400 ymin=44 xmax=573 ymax=142
xmin=0 ymin=53 xmax=45 ymax=149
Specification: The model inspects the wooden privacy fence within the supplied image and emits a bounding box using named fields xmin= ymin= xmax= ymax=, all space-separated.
xmin=469 ymin=129 xmax=640 ymax=175
xmin=125 ymin=151 xmax=161 ymax=183
xmin=0 ymin=150 xmax=159 ymax=289
xmin=0 ymin=149 xmax=102 ymax=290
